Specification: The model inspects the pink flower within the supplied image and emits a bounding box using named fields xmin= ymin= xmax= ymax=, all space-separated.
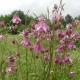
xmin=57 ymin=45 xmax=65 ymax=53
xmin=64 ymin=55 xmax=72 ymax=64
xmin=8 ymin=55 xmax=15 ymax=67
xmin=6 ymin=67 xmax=13 ymax=74
xmin=0 ymin=34 xmax=3 ymax=40
xmin=11 ymin=25 xmax=17 ymax=32
xmin=65 ymin=28 xmax=72 ymax=36
xmin=67 ymin=42 xmax=76 ymax=49
xmin=70 ymin=32 xmax=80 ymax=41
xmin=55 ymin=56 xmax=63 ymax=65
xmin=44 ymin=54 xmax=49 ymax=62
xmin=21 ymin=29 xmax=29 ymax=37
xmin=54 ymin=4 xmax=58 ymax=9
xmin=30 ymin=21 xmax=36 ymax=30
xmin=69 ymin=72 xmax=75 ymax=77
xmin=0 ymin=21 xmax=4 ymax=27
xmin=41 ymin=33 xmax=46 ymax=40
xmin=20 ymin=39 xmax=31 ymax=46
xmin=57 ymin=29 xmax=65 ymax=39
xmin=33 ymin=40 xmax=45 ymax=53
xmin=12 ymin=15 xmax=21 ymax=24
xmin=35 ymin=17 xmax=49 ymax=33
xmin=66 ymin=24 xmax=72 ymax=29
xmin=6 ymin=55 xmax=15 ymax=74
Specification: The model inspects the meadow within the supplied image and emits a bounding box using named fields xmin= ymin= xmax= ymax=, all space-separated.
xmin=0 ymin=0 xmax=80 ymax=80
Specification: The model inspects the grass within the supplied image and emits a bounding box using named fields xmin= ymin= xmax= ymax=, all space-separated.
xmin=0 ymin=34 xmax=80 ymax=80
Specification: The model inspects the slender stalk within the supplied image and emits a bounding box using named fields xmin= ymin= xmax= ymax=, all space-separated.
xmin=25 ymin=47 xmax=28 ymax=80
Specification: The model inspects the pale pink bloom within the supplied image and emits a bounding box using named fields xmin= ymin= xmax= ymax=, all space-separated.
xmin=0 ymin=34 xmax=3 ymax=40
xmin=67 ymin=42 xmax=76 ymax=49
xmin=66 ymin=24 xmax=72 ymax=29
xmin=35 ymin=17 xmax=49 ymax=33
xmin=33 ymin=41 xmax=45 ymax=53
xmin=12 ymin=15 xmax=21 ymax=24
xmin=65 ymin=28 xmax=72 ymax=36
xmin=11 ymin=25 xmax=17 ymax=32
xmin=6 ymin=55 xmax=15 ymax=74
xmin=41 ymin=33 xmax=46 ymax=40
xmin=70 ymin=32 xmax=80 ymax=41
xmin=6 ymin=67 xmax=13 ymax=74
xmin=57 ymin=29 xmax=65 ymax=39
xmin=69 ymin=72 xmax=75 ymax=77
xmin=51 ymin=13 xmax=61 ymax=21
xmin=8 ymin=55 xmax=15 ymax=67
xmin=64 ymin=55 xmax=72 ymax=64
xmin=55 ymin=56 xmax=63 ymax=65
xmin=20 ymin=39 xmax=31 ymax=46
xmin=60 ymin=39 xmax=65 ymax=44
xmin=21 ymin=29 xmax=29 ymax=37
xmin=57 ymin=45 xmax=65 ymax=53
xmin=44 ymin=54 xmax=49 ymax=62
xmin=0 ymin=21 xmax=4 ymax=27
xmin=54 ymin=4 xmax=58 ymax=9
xmin=30 ymin=21 xmax=36 ymax=30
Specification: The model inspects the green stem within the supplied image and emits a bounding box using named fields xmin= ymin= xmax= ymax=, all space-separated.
xmin=26 ymin=47 xmax=28 ymax=80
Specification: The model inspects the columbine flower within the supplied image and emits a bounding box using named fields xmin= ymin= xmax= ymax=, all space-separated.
xmin=44 ymin=54 xmax=49 ymax=62
xmin=6 ymin=67 xmax=13 ymax=74
xmin=11 ymin=25 xmax=17 ymax=32
xmin=57 ymin=45 xmax=65 ymax=53
xmin=21 ymin=29 xmax=29 ymax=37
xmin=54 ymin=4 xmax=58 ymax=10
xmin=65 ymin=28 xmax=72 ymax=36
xmin=64 ymin=55 xmax=72 ymax=64
xmin=66 ymin=24 xmax=72 ymax=29
xmin=55 ymin=56 xmax=63 ymax=65
xmin=12 ymin=14 xmax=21 ymax=24
xmin=20 ymin=39 xmax=31 ymax=46
xmin=70 ymin=32 xmax=80 ymax=41
xmin=67 ymin=42 xmax=76 ymax=49
xmin=0 ymin=21 xmax=4 ymax=27
xmin=35 ymin=17 xmax=49 ymax=33
xmin=57 ymin=29 xmax=65 ymax=39
xmin=69 ymin=72 xmax=75 ymax=77
xmin=33 ymin=40 xmax=45 ymax=53
xmin=0 ymin=34 xmax=3 ymax=40
xmin=30 ymin=21 xmax=36 ymax=30
xmin=6 ymin=55 xmax=15 ymax=74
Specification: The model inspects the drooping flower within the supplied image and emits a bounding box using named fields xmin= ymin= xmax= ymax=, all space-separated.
xmin=12 ymin=14 xmax=21 ymax=24
xmin=30 ymin=21 xmax=36 ymax=30
xmin=54 ymin=4 xmax=58 ymax=10
xmin=21 ymin=29 xmax=29 ymax=37
xmin=20 ymin=39 xmax=31 ymax=46
xmin=33 ymin=40 xmax=45 ymax=53
xmin=0 ymin=21 xmax=4 ymax=27
xmin=11 ymin=25 xmax=17 ymax=32
xmin=67 ymin=41 xmax=76 ymax=49
xmin=70 ymin=32 xmax=80 ymax=41
xmin=44 ymin=54 xmax=49 ymax=62
xmin=0 ymin=34 xmax=3 ymax=40
xmin=69 ymin=72 xmax=75 ymax=77
xmin=6 ymin=55 xmax=15 ymax=74
xmin=55 ymin=56 xmax=63 ymax=65
xmin=64 ymin=55 xmax=72 ymax=64
xmin=57 ymin=45 xmax=65 ymax=53
xmin=66 ymin=24 xmax=72 ymax=29
xmin=35 ymin=17 xmax=49 ymax=33
xmin=6 ymin=67 xmax=13 ymax=74
xmin=57 ymin=29 xmax=65 ymax=39
xmin=65 ymin=28 xmax=72 ymax=36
